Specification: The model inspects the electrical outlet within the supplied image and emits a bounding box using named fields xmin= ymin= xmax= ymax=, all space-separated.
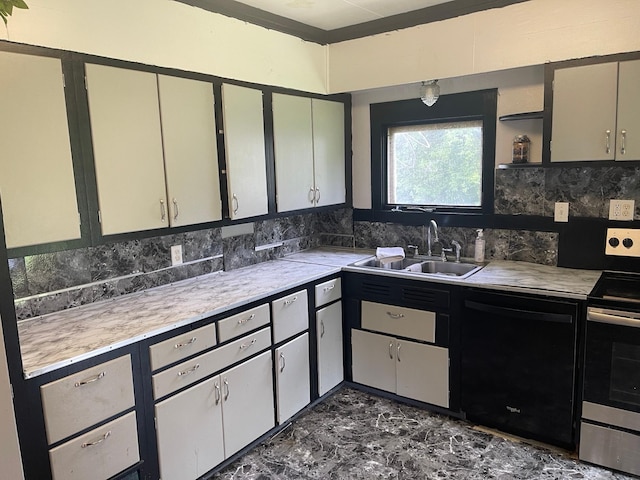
xmin=554 ymin=202 xmax=569 ymax=222
xmin=609 ymin=199 xmax=635 ymax=221
xmin=171 ymin=245 xmax=183 ymax=266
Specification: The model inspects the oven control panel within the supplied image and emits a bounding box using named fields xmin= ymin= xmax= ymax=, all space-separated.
xmin=606 ymin=228 xmax=640 ymax=257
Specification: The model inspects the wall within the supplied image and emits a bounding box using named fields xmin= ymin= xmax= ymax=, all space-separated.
xmin=0 ymin=0 xmax=328 ymax=94
xmin=328 ymin=0 xmax=640 ymax=93
xmin=352 ymin=66 xmax=544 ymax=209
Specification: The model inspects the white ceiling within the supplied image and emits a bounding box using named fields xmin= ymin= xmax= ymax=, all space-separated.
xmin=230 ymin=0 xmax=455 ymax=30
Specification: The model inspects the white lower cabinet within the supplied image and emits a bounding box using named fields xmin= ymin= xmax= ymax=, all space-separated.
xmin=317 ymin=301 xmax=344 ymax=397
xmin=155 ymin=351 xmax=275 ymax=480
xmin=351 ymin=329 xmax=449 ymax=408
xmin=275 ymin=333 xmax=310 ymax=424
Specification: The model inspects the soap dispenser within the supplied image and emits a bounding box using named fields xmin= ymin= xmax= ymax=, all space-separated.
xmin=474 ymin=229 xmax=485 ymax=263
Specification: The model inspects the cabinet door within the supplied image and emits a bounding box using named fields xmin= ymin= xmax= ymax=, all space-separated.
xmin=351 ymin=329 xmax=396 ymax=394
xmin=551 ymin=62 xmax=618 ymax=162
xmin=317 ymin=301 xmax=344 ymax=397
xmin=85 ymin=63 xmax=168 ymax=235
xmin=221 ymin=84 xmax=268 ymax=220
xmin=155 ymin=377 xmax=224 ymax=480
xmin=275 ymin=333 xmax=310 ymax=424
xmin=273 ymin=94 xmax=315 ymax=212
xmin=0 ymin=51 xmax=80 ymax=249
xmin=221 ymin=351 xmax=275 ymax=457
xmin=396 ymin=340 xmax=449 ymax=408
xmin=158 ymin=75 xmax=222 ymax=226
xmin=616 ymin=59 xmax=640 ymax=160
xmin=311 ymin=98 xmax=345 ymax=207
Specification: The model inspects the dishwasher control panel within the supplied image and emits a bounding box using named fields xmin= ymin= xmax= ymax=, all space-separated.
xmin=606 ymin=228 xmax=640 ymax=257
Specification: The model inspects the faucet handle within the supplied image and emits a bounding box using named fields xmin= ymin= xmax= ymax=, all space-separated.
xmin=451 ymin=240 xmax=462 ymax=263
xmin=407 ymin=245 xmax=419 ymax=257
xmin=441 ymin=247 xmax=453 ymax=262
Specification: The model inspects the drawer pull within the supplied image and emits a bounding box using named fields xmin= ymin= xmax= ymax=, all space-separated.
xmin=323 ymin=284 xmax=335 ymax=292
xmin=237 ymin=313 xmax=255 ymax=325
xmin=74 ymin=371 xmax=106 ymax=387
xmin=284 ymin=296 xmax=298 ymax=306
xmin=177 ymin=364 xmax=200 ymax=377
xmin=174 ymin=337 xmax=197 ymax=349
xmin=214 ymin=382 xmax=221 ymax=405
xmin=81 ymin=430 xmax=111 ymax=448
xmin=239 ymin=339 xmax=257 ymax=350
xmin=279 ymin=352 xmax=286 ymax=372
xmin=223 ymin=378 xmax=230 ymax=400
xmin=386 ymin=312 xmax=405 ymax=319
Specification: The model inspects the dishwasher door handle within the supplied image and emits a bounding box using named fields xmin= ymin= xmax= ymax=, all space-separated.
xmin=464 ymin=300 xmax=573 ymax=324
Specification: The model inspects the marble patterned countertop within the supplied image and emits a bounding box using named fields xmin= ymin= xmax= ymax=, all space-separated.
xmin=17 ymin=248 xmax=602 ymax=379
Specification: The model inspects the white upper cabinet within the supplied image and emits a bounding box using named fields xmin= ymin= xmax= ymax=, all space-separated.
xmin=0 ymin=51 xmax=81 ymax=249
xmin=86 ymin=64 xmax=168 ymax=235
xmin=273 ymin=94 xmax=346 ymax=212
xmin=221 ymin=83 xmax=268 ymax=220
xmin=273 ymin=94 xmax=314 ymax=212
xmin=312 ymin=98 xmax=346 ymax=207
xmin=86 ymin=64 xmax=222 ymax=236
xmin=551 ymin=60 xmax=640 ymax=162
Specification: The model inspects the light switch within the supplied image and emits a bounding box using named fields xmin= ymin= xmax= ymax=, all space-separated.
xmin=171 ymin=245 xmax=183 ymax=266
xmin=554 ymin=202 xmax=569 ymax=222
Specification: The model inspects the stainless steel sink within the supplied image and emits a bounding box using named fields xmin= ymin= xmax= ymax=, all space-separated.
xmin=350 ymin=256 xmax=483 ymax=279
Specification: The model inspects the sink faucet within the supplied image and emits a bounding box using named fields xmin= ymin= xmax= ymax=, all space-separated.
xmin=451 ymin=240 xmax=462 ymax=263
xmin=426 ymin=220 xmax=439 ymax=256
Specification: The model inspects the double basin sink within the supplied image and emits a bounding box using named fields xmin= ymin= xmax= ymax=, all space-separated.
xmin=350 ymin=256 xmax=483 ymax=279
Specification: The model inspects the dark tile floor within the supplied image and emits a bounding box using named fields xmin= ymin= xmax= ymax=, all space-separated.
xmin=213 ymin=388 xmax=634 ymax=480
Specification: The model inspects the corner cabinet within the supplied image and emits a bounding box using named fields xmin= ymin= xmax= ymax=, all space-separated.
xmin=221 ymin=83 xmax=269 ymax=220
xmin=0 ymin=51 xmax=81 ymax=249
xmin=85 ymin=63 xmax=222 ymax=235
xmin=273 ymin=94 xmax=346 ymax=212
xmin=550 ymin=59 xmax=640 ymax=162
xmin=343 ymin=272 xmax=460 ymax=412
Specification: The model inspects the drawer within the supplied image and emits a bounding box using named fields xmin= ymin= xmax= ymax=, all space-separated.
xmin=272 ymin=289 xmax=309 ymax=344
xmin=49 ymin=411 xmax=139 ymax=480
xmin=150 ymin=323 xmax=217 ymax=371
xmin=152 ymin=327 xmax=271 ymax=399
xmin=315 ymin=278 xmax=341 ymax=308
xmin=218 ymin=303 xmax=270 ymax=343
xmin=41 ymin=355 xmax=135 ymax=445
xmin=361 ymin=301 xmax=435 ymax=343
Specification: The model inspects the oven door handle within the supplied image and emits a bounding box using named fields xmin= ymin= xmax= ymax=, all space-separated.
xmin=464 ymin=300 xmax=573 ymax=324
xmin=587 ymin=309 xmax=640 ymax=328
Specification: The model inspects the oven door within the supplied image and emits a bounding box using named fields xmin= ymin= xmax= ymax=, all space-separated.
xmin=584 ymin=307 xmax=640 ymax=413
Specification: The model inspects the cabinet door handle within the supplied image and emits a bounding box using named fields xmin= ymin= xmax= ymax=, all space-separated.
xmin=172 ymin=198 xmax=179 ymax=220
xmin=279 ymin=352 xmax=286 ymax=372
xmin=174 ymin=337 xmax=197 ymax=349
xmin=389 ymin=342 xmax=394 ymax=360
xmin=308 ymin=187 xmax=315 ymax=204
xmin=621 ymin=129 xmax=627 ymax=155
xmin=386 ymin=311 xmax=405 ymax=319
xmin=177 ymin=364 xmax=200 ymax=377
xmin=239 ymin=338 xmax=257 ymax=350
xmin=606 ymin=129 xmax=612 ymax=154
xmin=223 ymin=378 xmax=230 ymax=400
xmin=232 ymin=194 xmax=239 ymax=214
xmin=315 ymin=187 xmax=320 ymax=203
xmin=214 ymin=381 xmax=221 ymax=405
xmin=81 ymin=430 xmax=111 ymax=448
xmin=397 ymin=343 xmax=401 ymax=363
xmin=74 ymin=371 xmax=106 ymax=387
xmin=160 ymin=199 xmax=167 ymax=221
xmin=284 ymin=296 xmax=297 ymax=306
xmin=320 ymin=320 xmax=325 ymax=338
xmin=237 ymin=313 xmax=255 ymax=325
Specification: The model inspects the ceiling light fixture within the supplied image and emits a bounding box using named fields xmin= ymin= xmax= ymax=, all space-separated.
xmin=420 ymin=80 xmax=440 ymax=107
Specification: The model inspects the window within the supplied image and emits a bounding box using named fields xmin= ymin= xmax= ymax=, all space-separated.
xmin=370 ymin=89 xmax=497 ymax=216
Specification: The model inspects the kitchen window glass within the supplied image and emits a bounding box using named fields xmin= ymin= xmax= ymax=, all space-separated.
xmin=387 ymin=120 xmax=483 ymax=208
xmin=369 ymin=89 xmax=497 ymax=216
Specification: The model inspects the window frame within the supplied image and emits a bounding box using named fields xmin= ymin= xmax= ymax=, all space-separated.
xmin=370 ymin=89 xmax=497 ymax=217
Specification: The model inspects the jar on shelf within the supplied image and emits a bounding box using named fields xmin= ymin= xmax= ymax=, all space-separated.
xmin=512 ymin=135 xmax=531 ymax=164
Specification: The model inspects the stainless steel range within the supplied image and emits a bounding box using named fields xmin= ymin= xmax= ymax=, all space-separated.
xmin=581 ymin=228 xmax=640 ymax=477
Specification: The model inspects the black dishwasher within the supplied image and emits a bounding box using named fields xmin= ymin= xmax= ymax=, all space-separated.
xmin=460 ymin=288 xmax=580 ymax=448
